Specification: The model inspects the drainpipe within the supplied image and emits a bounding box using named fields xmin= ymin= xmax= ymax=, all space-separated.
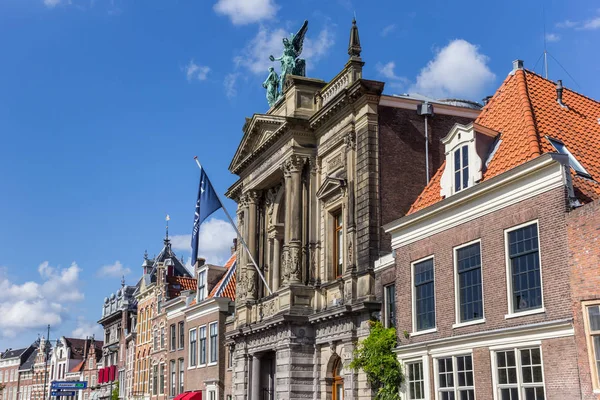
xmin=416 ymin=102 xmax=435 ymax=184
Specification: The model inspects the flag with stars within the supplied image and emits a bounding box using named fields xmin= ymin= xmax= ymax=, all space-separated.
xmin=191 ymin=166 xmax=222 ymax=264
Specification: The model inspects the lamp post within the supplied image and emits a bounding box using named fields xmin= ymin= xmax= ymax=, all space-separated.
xmin=43 ymin=325 xmax=50 ymax=400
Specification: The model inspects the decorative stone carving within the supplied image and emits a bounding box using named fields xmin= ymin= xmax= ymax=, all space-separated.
xmin=347 ymin=239 xmax=353 ymax=265
xmin=246 ymin=190 xmax=261 ymax=204
xmin=282 ymin=246 xmax=290 ymax=284
xmin=344 ymin=124 xmax=356 ymax=151
xmin=288 ymin=243 xmax=302 ymax=283
xmin=282 ymin=154 xmax=307 ymax=174
xmin=265 ymin=185 xmax=281 ymax=226
xmin=246 ymin=267 xmax=257 ymax=300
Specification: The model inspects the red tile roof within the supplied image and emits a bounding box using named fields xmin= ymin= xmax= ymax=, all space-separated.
xmin=167 ymin=276 xmax=197 ymax=298
xmin=408 ymin=68 xmax=600 ymax=214
xmin=208 ymin=253 xmax=236 ymax=300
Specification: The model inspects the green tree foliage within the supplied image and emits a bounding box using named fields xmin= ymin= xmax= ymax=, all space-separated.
xmin=349 ymin=320 xmax=403 ymax=400
xmin=111 ymin=381 xmax=119 ymax=400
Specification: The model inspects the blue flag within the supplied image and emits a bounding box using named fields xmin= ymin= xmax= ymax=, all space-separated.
xmin=191 ymin=167 xmax=222 ymax=264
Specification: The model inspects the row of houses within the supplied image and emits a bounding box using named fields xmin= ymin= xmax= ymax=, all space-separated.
xmin=3 ymin=18 xmax=600 ymax=400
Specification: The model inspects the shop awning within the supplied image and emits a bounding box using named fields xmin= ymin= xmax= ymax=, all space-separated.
xmin=173 ymin=391 xmax=202 ymax=400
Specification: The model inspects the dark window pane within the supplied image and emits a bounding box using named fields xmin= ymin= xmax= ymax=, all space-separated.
xmin=521 ymin=349 xmax=531 ymax=366
xmin=414 ymin=259 xmax=435 ymax=331
xmin=531 ymin=348 xmax=541 ymax=365
xmin=523 ymin=366 xmax=532 ymax=383
xmin=508 ymin=367 xmax=518 ymax=383
xmin=499 ymin=368 xmax=507 ymax=384
xmin=500 ymin=389 xmax=511 ymax=400
xmin=588 ymin=306 xmax=600 ymax=331
xmin=457 ymin=243 xmax=483 ymax=322
xmin=536 ymin=387 xmax=545 ymax=399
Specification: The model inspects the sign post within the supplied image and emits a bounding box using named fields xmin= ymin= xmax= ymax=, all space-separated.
xmin=50 ymin=381 xmax=88 ymax=398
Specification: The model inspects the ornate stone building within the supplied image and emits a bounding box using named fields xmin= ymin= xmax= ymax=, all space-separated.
xmin=225 ymin=19 xmax=480 ymax=400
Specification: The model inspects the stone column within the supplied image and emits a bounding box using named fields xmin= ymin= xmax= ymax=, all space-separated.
xmin=251 ymin=355 xmax=261 ymax=400
xmin=271 ymin=233 xmax=281 ymax=291
xmin=281 ymin=163 xmax=292 ymax=286
xmin=283 ymin=155 xmax=306 ymax=284
xmin=246 ymin=190 xmax=260 ymax=300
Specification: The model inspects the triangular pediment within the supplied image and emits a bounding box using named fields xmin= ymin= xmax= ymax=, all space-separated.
xmin=316 ymin=176 xmax=346 ymax=200
xmin=229 ymin=114 xmax=287 ymax=174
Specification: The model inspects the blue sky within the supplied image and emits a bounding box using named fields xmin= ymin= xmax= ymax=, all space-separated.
xmin=1 ymin=0 xmax=598 ymax=349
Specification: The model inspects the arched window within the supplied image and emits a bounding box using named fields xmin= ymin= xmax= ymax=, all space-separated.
xmin=332 ymin=357 xmax=344 ymax=400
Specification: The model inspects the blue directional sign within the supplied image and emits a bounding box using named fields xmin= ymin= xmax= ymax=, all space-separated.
xmin=51 ymin=391 xmax=76 ymax=397
xmin=51 ymin=381 xmax=87 ymax=390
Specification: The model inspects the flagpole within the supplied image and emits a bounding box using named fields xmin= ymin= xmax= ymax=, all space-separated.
xmin=194 ymin=157 xmax=273 ymax=295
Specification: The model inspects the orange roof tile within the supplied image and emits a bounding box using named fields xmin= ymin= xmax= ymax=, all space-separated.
xmin=70 ymin=360 xmax=85 ymax=373
xmin=208 ymin=253 xmax=236 ymax=300
xmin=167 ymin=276 xmax=197 ymax=298
xmin=408 ymin=68 xmax=600 ymax=214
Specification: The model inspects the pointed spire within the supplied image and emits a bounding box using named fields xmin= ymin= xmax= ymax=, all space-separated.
xmin=165 ymin=214 xmax=170 ymax=244
xmin=121 ymin=275 xmax=125 ymax=288
xmin=348 ymin=17 xmax=362 ymax=59
xmin=144 ymin=249 xmax=148 ymax=260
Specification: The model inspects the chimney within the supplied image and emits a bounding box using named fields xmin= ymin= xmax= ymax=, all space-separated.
xmin=556 ymin=79 xmax=568 ymax=108
xmin=511 ymin=59 xmax=524 ymax=74
xmin=482 ymin=95 xmax=493 ymax=105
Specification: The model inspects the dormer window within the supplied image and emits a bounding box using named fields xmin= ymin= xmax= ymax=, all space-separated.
xmin=440 ymin=123 xmax=498 ymax=199
xmin=454 ymin=145 xmax=469 ymax=192
xmin=548 ymin=137 xmax=591 ymax=178
xmin=198 ymin=269 xmax=207 ymax=301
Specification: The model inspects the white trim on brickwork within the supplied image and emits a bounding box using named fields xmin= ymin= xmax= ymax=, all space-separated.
xmin=395 ymin=319 xmax=573 ymax=360
xmin=385 ymin=153 xmax=571 ymax=248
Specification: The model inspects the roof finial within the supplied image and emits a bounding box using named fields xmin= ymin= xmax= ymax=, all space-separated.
xmin=144 ymin=249 xmax=148 ymax=260
xmin=348 ymin=16 xmax=362 ymax=59
xmin=121 ymin=275 xmax=125 ymax=287
xmin=164 ymin=214 xmax=170 ymax=244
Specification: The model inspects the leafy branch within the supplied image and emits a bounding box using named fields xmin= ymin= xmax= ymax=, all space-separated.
xmin=349 ymin=320 xmax=403 ymax=400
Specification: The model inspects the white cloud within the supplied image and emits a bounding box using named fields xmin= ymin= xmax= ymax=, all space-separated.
xmin=409 ymin=39 xmax=495 ymax=100
xmin=213 ymin=0 xmax=278 ymax=25
xmin=185 ymin=60 xmax=210 ymax=82
xmin=545 ymin=33 xmax=560 ymax=42
xmin=556 ymin=14 xmax=600 ymax=30
xmin=44 ymin=0 xmax=63 ymax=7
xmin=71 ymin=317 xmax=103 ymax=339
xmin=224 ymin=73 xmax=240 ymax=99
xmin=376 ymin=61 xmax=409 ymax=91
xmin=97 ymin=261 xmax=131 ymax=278
xmin=170 ymin=218 xmax=235 ymax=266
xmin=582 ymin=16 xmax=600 ymax=30
xmin=234 ymin=25 xmax=334 ymax=76
xmin=0 ymin=262 xmax=84 ymax=339
xmin=556 ymin=19 xmax=578 ymax=28
xmin=381 ymin=24 xmax=396 ymax=37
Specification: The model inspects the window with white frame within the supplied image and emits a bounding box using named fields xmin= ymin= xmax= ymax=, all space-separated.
xmin=178 ymin=321 xmax=185 ymax=349
xmin=493 ymin=347 xmax=545 ymax=399
xmin=384 ymin=284 xmax=396 ymax=329
xmin=159 ymin=362 xmax=165 ymax=395
xmin=413 ymin=257 xmax=435 ymax=332
xmin=199 ymin=326 xmax=207 ymax=365
xmin=170 ymin=324 xmax=176 ymax=351
xmin=209 ymin=390 xmax=217 ymax=400
xmin=436 ymin=355 xmax=475 ymax=400
xmin=506 ymin=223 xmax=542 ymax=313
xmin=455 ymin=241 xmax=483 ymax=323
xmin=153 ymin=328 xmax=158 ymax=351
xmin=454 ymin=145 xmax=469 ymax=192
xmin=209 ymin=322 xmax=218 ymax=363
xmin=189 ymin=329 xmax=197 ymax=367
xmin=178 ymin=358 xmax=185 ymax=394
xmin=170 ymin=360 xmax=176 ymax=396
xmin=583 ymin=302 xmax=600 ymax=390
xmin=406 ymin=361 xmax=425 ymax=400
xmin=198 ymin=270 xmax=207 ymax=301
xmin=160 ymin=327 xmax=165 ymax=349
xmin=152 ymin=364 xmax=158 ymax=395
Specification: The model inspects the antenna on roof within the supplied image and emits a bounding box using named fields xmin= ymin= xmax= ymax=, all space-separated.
xmin=542 ymin=0 xmax=548 ymax=78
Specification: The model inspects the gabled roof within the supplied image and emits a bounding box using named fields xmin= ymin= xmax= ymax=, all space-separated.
xmin=208 ymin=253 xmax=237 ymax=300
xmin=408 ymin=68 xmax=600 ymax=214
xmin=1 ymin=347 xmax=28 ymax=359
xmin=19 ymin=346 xmax=38 ymax=371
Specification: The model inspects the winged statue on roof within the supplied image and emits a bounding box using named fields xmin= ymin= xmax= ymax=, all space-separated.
xmin=264 ymin=20 xmax=308 ymax=107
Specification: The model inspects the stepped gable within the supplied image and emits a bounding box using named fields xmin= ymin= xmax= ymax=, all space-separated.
xmin=408 ymin=67 xmax=600 ymax=214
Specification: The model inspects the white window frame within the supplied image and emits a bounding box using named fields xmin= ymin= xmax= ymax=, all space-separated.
xmin=384 ymin=283 xmax=396 ymax=329
xmin=199 ymin=325 xmax=207 ymax=367
xmin=547 ymin=136 xmax=591 ymax=177
xmin=402 ymin=355 xmax=430 ymax=400
xmin=582 ymin=300 xmax=600 ymax=393
xmin=433 ymin=352 xmax=475 ymax=400
xmin=453 ymin=144 xmax=470 ymax=193
xmin=188 ymin=328 xmax=198 ymax=369
xmin=504 ymin=220 xmax=545 ymax=319
xmin=490 ymin=344 xmax=546 ymax=400
xmin=208 ymin=322 xmax=218 ymax=366
xmin=159 ymin=362 xmax=165 ymax=395
xmin=452 ymin=239 xmax=486 ymax=329
xmin=411 ymin=255 xmax=437 ymax=336
xmin=206 ymin=383 xmax=219 ymax=400
xmin=198 ymin=269 xmax=207 ymax=301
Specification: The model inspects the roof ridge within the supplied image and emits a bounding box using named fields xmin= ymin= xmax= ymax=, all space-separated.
xmin=525 ymin=68 xmax=600 ymax=105
xmin=515 ymin=69 xmax=542 ymax=159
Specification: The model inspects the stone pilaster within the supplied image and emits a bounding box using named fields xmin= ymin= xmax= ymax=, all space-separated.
xmin=282 ymin=155 xmax=306 ymax=284
xmin=246 ymin=190 xmax=261 ymax=300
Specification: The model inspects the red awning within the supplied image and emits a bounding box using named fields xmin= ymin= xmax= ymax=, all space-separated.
xmin=172 ymin=394 xmax=187 ymax=400
xmin=182 ymin=391 xmax=202 ymax=400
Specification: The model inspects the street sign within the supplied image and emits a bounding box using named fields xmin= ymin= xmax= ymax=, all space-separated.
xmin=51 ymin=391 xmax=76 ymax=397
xmin=51 ymin=381 xmax=88 ymax=390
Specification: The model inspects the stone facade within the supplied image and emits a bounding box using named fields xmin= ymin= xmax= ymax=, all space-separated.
xmin=225 ymin=20 xmax=480 ymax=400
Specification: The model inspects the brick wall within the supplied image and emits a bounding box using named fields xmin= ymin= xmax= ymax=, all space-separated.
xmin=167 ymin=312 xmax=186 ymax=398
xmin=395 ymin=186 xmax=571 ymax=343
xmin=378 ymin=106 xmax=475 ymax=255
xmin=542 ymin=336 xmax=581 ymax=399
xmin=567 ymin=199 xmax=600 ymax=399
